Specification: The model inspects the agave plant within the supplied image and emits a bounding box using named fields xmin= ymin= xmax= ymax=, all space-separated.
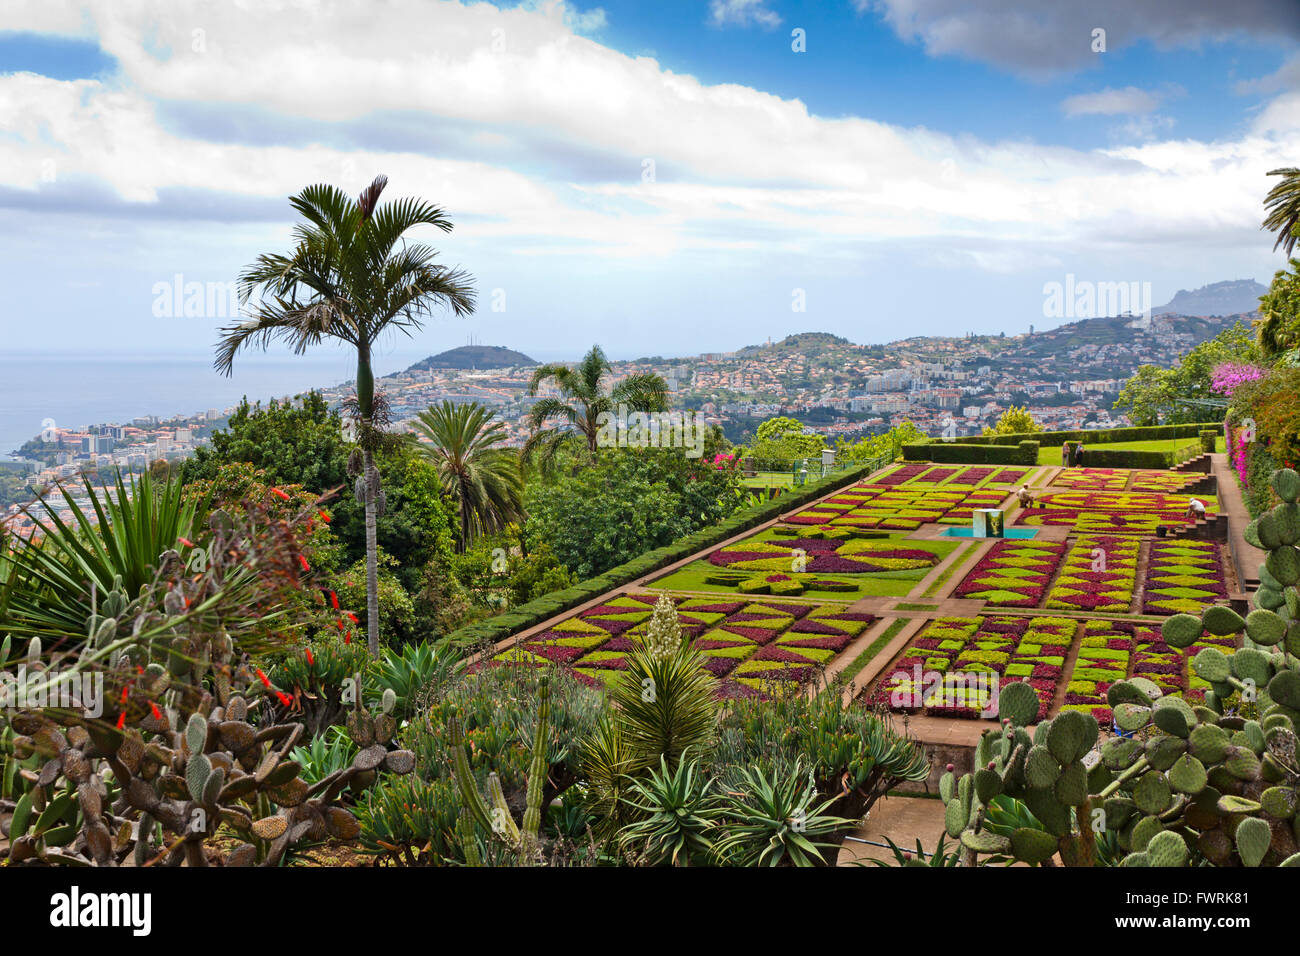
xmin=866 ymin=835 xmax=961 ymax=868
xmin=714 ymin=759 xmax=853 ymax=867
xmin=1 ymin=470 xmax=205 ymax=644
xmin=615 ymin=751 xmax=722 ymax=866
xmin=365 ymin=639 xmax=462 ymax=721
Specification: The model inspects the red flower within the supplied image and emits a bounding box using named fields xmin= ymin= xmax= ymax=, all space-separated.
xmin=305 ymin=648 xmax=315 ymax=667
xmin=150 ymin=701 xmax=163 ymax=721
xmin=344 ymin=631 xmax=352 ymax=644
xmin=328 ymin=590 xmax=339 ymax=609
xmin=318 ymin=509 xmax=331 ymax=523
xmin=298 ymin=554 xmax=310 ymax=572
xmin=346 ymin=611 xmax=359 ymax=624
xmin=276 ymin=691 xmax=293 ymax=707
xmin=271 ymin=487 xmax=291 ymax=501
xmin=115 ymin=711 xmax=126 ymax=730
xmin=178 ymin=536 xmax=194 ymax=548
xmin=256 ymin=668 xmax=272 ymax=688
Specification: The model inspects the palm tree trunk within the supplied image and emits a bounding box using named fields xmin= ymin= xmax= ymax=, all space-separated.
xmin=363 ymin=448 xmax=381 ymax=657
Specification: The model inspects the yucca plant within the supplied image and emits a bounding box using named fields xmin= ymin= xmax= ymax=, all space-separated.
xmin=616 ymin=751 xmax=722 ymax=866
xmin=1 ymin=470 xmax=205 ymax=644
xmin=606 ymin=608 xmax=719 ymax=773
xmin=287 ymin=725 xmax=359 ymax=787
xmin=714 ymin=759 xmax=853 ymax=867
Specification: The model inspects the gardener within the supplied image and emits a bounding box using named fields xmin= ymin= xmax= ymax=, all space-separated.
xmin=1185 ymin=498 xmax=1207 ymax=522
xmin=1016 ymin=485 xmax=1036 ymax=508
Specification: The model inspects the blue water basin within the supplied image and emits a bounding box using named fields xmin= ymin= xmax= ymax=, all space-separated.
xmin=939 ymin=527 xmax=1039 ymax=539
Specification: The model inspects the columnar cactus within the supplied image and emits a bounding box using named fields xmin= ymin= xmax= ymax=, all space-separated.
xmin=449 ymin=673 xmax=552 ymax=865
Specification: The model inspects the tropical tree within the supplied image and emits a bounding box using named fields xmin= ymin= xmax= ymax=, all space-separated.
xmin=410 ymin=401 xmax=524 ymax=552
xmin=982 ymin=405 xmax=1040 ymax=437
xmin=216 ymin=175 xmax=475 ymax=656
xmin=523 ymin=344 xmax=668 ymax=470
xmin=1263 ymin=166 xmax=1300 ymax=258
xmin=1256 ymin=257 xmax=1300 ymax=359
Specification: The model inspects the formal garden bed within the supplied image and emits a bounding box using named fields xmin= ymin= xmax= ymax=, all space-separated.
xmin=952 ymin=538 xmax=1068 ymax=607
xmin=865 ymin=614 xmax=1079 ymax=721
xmin=490 ymin=592 xmax=877 ymax=697
xmin=786 ymin=483 xmax=1009 ymax=530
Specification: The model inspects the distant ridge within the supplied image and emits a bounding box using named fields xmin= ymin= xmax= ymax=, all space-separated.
xmin=405 ymin=345 xmax=537 ymax=371
xmin=1153 ymin=279 xmax=1266 ymax=317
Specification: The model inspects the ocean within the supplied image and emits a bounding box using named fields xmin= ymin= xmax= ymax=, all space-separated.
xmin=0 ymin=350 xmax=421 ymax=459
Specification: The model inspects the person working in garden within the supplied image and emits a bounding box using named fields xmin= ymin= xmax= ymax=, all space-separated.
xmin=1017 ymin=485 xmax=1036 ymax=508
xmin=1185 ymin=498 xmax=1207 ymax=522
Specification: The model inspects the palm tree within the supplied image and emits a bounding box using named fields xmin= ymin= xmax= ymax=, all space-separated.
xmin=1263 ymin=167 xmax=1300 ymax=258
xmin=216 ymin=175 xmax=475 ymax=656
xmin=410 ymin=401 xmax=524 ymax=552
xmin=523 ymin=344 xmax=669 ymax=470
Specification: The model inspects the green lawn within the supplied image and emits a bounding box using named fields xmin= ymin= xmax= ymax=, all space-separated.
xmin=1034 ymin=436 xmax=1223 ymax=465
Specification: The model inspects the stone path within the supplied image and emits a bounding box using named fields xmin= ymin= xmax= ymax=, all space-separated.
xmin=836 ymin=794 xmax=947 ymax=866
xmin=1211 ymin=451 xmax=1263 ymax=593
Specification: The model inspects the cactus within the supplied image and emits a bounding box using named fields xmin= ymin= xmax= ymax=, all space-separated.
xmin=0 ymin=500 xmax=416 ymax=867
xmin=449 ymin=673 xmax=552 ymax=865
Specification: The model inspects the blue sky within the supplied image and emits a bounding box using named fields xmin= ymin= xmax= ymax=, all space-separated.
xmin=1 ymin=0 xmax=1299 ymax=371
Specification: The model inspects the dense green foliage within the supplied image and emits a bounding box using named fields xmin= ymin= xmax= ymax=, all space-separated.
xmin=524 ymin=448 xmax=745 ymax=579
xmin=1113 ymin=323 xmax=1258 ymax=425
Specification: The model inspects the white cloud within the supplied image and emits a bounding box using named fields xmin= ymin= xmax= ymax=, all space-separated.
xmin=709 ymin=0 xmax=782 ymax=29
xmin=1062 ymin=86 xmax=1163 ymax=117
xmin=0 ymin=0 xmax=1296 ymax=275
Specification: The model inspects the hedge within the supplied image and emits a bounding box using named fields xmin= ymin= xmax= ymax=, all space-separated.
xmin=1072 ymin=440 xmax=1202 ymax=469
xmin=941 ymin=422 xmax=1222 ymax=447
xmin=900 ymin=440 xmax=1039 ymax=465
xmin=442 ymin=459 xmax=884 ymax=649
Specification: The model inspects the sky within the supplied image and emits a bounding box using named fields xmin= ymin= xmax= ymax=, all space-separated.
xmin=1 ymin=0 xmax=1299 ymax=369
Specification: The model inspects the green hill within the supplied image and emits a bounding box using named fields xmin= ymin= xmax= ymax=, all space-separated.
xmin=405 ymin=345 xmax=537 ymax=371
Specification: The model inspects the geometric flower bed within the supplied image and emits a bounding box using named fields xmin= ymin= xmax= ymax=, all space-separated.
xmin=786 ymin=484 xmax=1009 ymax=530
xmin=876 ymin=463 xmax=930 ymax=486
xmin=1044 ymin=535 xmax=1139 ymax=612
xmin=1049 ymin=468 xmax=1130 ymax=491
xmin=493 ymin=593 xmax=876 ymax=698
xmin=988 ymin=467 xmax=1032 ymax=485
xmin=869 ymin=614 xmax=1077 ymax=722
xmin=953 ymin=539 xmax=1068 ymax=607
xmin=1036 ymin=490 xmax=1214 ymax=514
xmin=1016 ymin=508 xmax=1184 ymax=536
xmin=1141 ymin=540 xmax=1228 ymax=615
xmin=1129 ymin=470 xmax=1197 ymax=493
xmin=707 ymin=535 xmax=941 ymax=575
xmin=1059 ymin=618 xmax=1240 ymax=725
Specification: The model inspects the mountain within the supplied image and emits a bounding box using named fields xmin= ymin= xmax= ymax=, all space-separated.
xmin=405 ymin=345 xmax=537 ymax=371
xmin=1153 ymin=279 xmax=1267 ymax=317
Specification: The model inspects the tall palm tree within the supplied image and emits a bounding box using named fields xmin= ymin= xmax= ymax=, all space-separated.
xmin=409 ymin=401 xmax=524 ymax=552
xmin=216 ymin=175 xmax=475 ymax=656
xmin=1263 ymin=167 xmax=1300 ymax=258
xmin=523 ymin=344 xmax=669 ymax=470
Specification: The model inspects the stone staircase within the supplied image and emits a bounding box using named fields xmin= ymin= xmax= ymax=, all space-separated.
xmin=1173 ymin=453 xmax=1213 ymax=474
xmin=1163 ymin=511 xmax=1228 ymax=542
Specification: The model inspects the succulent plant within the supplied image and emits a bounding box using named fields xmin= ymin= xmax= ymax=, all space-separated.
xmin=448 ymin=673 xmax=552 ymax=865
xmin=0 ymin=499 xmax=416 ymax=867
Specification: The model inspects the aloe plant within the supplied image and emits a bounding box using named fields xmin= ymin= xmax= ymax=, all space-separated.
xmin=1 ymin=470 xmax=205 ymax=644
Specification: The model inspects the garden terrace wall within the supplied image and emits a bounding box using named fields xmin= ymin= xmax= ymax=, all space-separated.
xmin=899 ymin=440 xmax=1038 ymax=465
xmin=443 ymin=460 xmax=882 ymax=648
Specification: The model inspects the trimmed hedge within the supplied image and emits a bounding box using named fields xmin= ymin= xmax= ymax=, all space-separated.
xmin=442 ymin=459 xmax=883 ymax=649
xmin=1199 ymin=429 xmax=1217 ymax=454
xmin=945 ymin=422 xmax=1222 ymax=446
xmin=900 ymin=440 xmax=1039 ymax=465
xmin=1074 ymin=440 xmax=1202 ymax=469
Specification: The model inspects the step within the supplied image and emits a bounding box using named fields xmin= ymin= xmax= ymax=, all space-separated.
xmin=1173 ymin=453 xmax=1213 ymax=474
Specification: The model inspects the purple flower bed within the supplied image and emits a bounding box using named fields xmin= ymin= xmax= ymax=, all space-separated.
xmin=877 ymin=464 xmax=930 ymax=485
